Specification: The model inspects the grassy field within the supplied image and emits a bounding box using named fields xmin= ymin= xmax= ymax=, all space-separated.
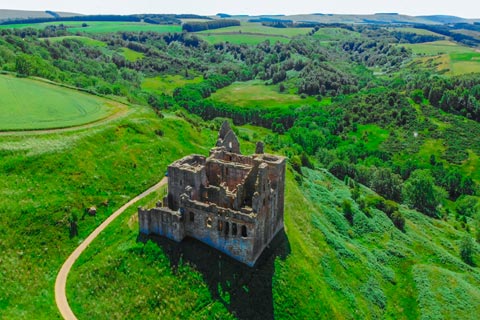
xmin=210 ymin=80 xmax=317 ymax=108
xmin=0 ymin=75 xmax=118 ymax=130
xmin=0 ymin=21 xmax=182 ymax=34
xmin=45 ymin=36 xmax=107 ymax=47
xmin=142 ymin=75 xmax=203 ymax=95
xmin=119 ymin=47 xmax=144 ymax=62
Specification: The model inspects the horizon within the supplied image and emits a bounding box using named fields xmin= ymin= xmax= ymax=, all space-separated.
xmin=1 ymin=0 xmax=480 ymax=19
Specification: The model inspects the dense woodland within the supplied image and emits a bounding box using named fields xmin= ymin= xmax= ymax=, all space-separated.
xmin=0 ymin=21 xmax=479 ymax=236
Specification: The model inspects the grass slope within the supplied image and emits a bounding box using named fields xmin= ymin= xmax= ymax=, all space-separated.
xmin=0 ymin=76 xmax=118 ymax=130
xmin=64 ymin=122 xmax=479 ymax=319
xmin=142 ymin=75 xmax=203 ymax=95
xmin=0 ymin=107 xmax=217 ymax=318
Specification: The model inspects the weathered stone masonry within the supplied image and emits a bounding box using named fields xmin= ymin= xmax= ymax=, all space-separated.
xmin=138 ymin=121 xmax=286 ymax=266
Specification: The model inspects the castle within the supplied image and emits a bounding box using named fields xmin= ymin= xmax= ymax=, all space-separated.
xmin=138 ymin=121 xmax=286 ymax=266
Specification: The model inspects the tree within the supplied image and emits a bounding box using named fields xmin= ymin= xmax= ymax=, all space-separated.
xmin=403 ymin=170 xmax=446 ymax=218
xmin=459 ymin=236 xmax=474 ymax=266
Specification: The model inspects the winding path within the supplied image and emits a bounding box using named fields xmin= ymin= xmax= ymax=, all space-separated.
xmin=55 ymin=177 xmax=168 ymax=320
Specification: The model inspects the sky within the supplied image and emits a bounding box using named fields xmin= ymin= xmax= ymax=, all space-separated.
xmin=1 ymin=0 xmax=480 ymax=19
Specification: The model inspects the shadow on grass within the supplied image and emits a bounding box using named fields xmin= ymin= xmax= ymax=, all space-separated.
xmin=138 ymin=230 xmax=291 ymax=320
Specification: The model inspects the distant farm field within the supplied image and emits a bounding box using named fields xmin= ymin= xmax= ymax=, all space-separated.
xmin=401 ymin=40 xmax=476 ymax=55
xmin=197 ymin=22 xmax=311 ymax=37
xmin=198 ymin=33 xmax=290 ymax=45
xmin=210 ymin=80 xmax=316 ymax=108
xmin=0 ymin=21 xmax=182 ymax=34
xmin=0 ymin=76 xmax=118 ymax=130
xmin=197 ymin=22 xmax=309 ymax=45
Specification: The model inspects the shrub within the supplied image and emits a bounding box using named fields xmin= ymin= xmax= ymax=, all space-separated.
xmin=391 ymin=211 xmax=406 ymax=231
xmin=343 ymin=199 xmax=354 ymax=224
xmin=459 ymin=236 xmax=474 ymax=266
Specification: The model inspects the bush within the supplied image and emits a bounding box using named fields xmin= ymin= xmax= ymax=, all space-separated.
xmin=459 ymin=236 xmax=474 ymax=266
xmin=343 ymin=199 xmax=354 ymax=224
xmin=391 ymin=211 xmax=406 ymax=231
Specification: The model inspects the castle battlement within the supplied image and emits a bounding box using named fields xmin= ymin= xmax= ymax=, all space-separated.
xmin=138 ymin=121 xmax=286 ymax=266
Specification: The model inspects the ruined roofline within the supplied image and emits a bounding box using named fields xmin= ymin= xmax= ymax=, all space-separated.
xmin=182 ymin=197 xmax=257 ymax=222
xmin=170 ymin=154 xmax=206 ymax=172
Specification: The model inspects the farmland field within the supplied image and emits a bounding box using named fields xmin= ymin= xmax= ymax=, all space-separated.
xmin=210 ymin=80 xmax=317 ymax=108
xmin=0 ymin=76 xmax=119 ymax=130
xmin=198 ymin=33 xmax=291 ymax=45
xmin=401 ymin=40 xmax=476 ymax=55
xmin=197 ymin=22 xmax=311 ymax=37
xmin=197 ymin=22 xmax=310 ymax=45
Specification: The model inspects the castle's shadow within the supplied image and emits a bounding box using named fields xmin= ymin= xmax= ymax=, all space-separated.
xmin=138 ymin=230 xmax=291 ymax=320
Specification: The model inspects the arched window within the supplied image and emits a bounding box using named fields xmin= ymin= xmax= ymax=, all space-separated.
xmin=232 ymin=223 xmax=237 ymax=236
xmin=241 ymin=225 xmax=247 ymax=237
xmin=218 ymin=220 xmax=223 ymax=232
xmin=206 ymin=217 xmax=212 ymax=228
xmin=189 ymin=212 xmax=194 ymax=222
xmin=225 ymin=222 xmax=230 ymax=236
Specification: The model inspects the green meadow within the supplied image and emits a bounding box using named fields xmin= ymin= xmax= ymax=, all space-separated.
xmin=119 ymin=47 xmax=144 ymax=62
xmin=209 ymin=80 xmax=317 ymax=108
xmin=44 ymin=36 xmax=107 ymax=47
xmin=0 ymin=75 xmax=118 ymax=130
xmin=142 ymin=75 xmax=203 ymax=95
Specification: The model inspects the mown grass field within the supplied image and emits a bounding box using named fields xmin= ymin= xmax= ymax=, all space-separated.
xmin=210 ymin=80 xmax=317 ymax=108
xmin=0 ymin=21 xmax=182 ymax=34
xmin=0 ymin=75 xmax=118 ymax=130
xmin=142 ymin=75 xmax=203 ymax=95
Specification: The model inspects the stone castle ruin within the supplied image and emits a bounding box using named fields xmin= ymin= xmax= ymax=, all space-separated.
xmin=138 ymin=121 xmax=286 ymax=266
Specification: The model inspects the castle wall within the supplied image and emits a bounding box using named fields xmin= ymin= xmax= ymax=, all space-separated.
xmin=138 ymin=121 xmax=286 ymax=267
